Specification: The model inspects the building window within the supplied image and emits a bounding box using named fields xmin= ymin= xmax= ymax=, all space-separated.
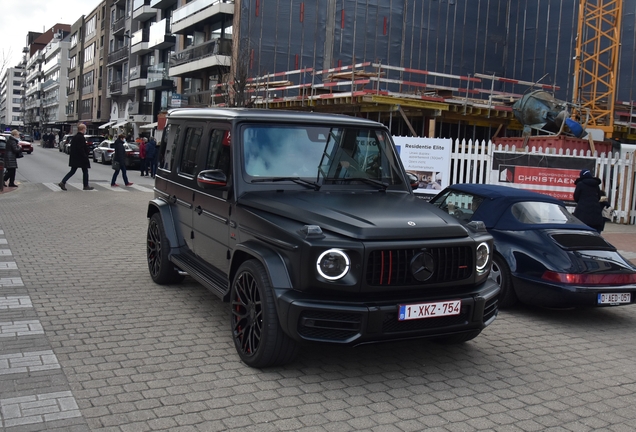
xmin=84 ymin=43 xmax=95 ymax=65
xmin=85 ymin=16 xmax=97 ymax=40
xmin=70 ymin=55 xmax=77 ymax=70
xmin=70 ymin=32 xmax=78 ymax=48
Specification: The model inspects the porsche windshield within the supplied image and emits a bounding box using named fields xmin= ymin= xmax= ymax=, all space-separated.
xmin=241 ymin=124 xmax=406 ymax=188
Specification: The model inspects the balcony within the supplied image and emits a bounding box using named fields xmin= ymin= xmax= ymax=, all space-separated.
xmin=25 ymin=99 xmax=41 ymax=109
xmin=42 ymin=96 xmax=60 ymax=108
xmin=107 ymin=46 xmax=130 ymax=66
xmin=169 ymin=38 xmax=231 ymax=77
xmin=43 ymin=58 xmax=61 ymax=75
xmin=129 ymin=65 xmax=149 ymax=88
xmin=129 ymin=101 xmax=153 ymax=115
xmin=41 ymin=78 xmax=59 ymax=92
xmin=67 ymin=86 xmax=76 ymax=95
xmin=131 ymin=28 xmax=151 ymax=55
xmin=133 ymin=0 xmax=156 ymax=21
xmin=80 ymin=110 xmax=93 ymax=120
xmin=148 ymin=18 xmax=176 ymax=49
xmin=82 ymin=84 xmax=94 ymax=95
xmin=112 ymin=15 xmax=126 ymax=35
xmin=146 ymin=63 xmax=176 ymax=90
xmin=109 ymin=80 xmax=123 ymax=95
xmin=150 ymin=0 xmax=178 ymax=10
xmin=26 ymin=51 xmax=42 ymax=69
xmin=25 ymin=69 xmax=42 ymax=83
xmin=171 ymin=0 xmax=234 ymax=35
xmin=25 ymin=83 xmax=42 ymax=97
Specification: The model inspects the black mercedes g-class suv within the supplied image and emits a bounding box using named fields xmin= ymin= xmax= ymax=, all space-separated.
xmin=147 ymin=108 xmax=499 ymax=367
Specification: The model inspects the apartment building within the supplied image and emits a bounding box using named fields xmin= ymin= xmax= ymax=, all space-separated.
xmin=41 ymin=34 xmax=71 ymax=128
xmin=0 ymin=66 xmax=25 ymax=130
xmin=22 ymin=25 xmax=71 ymax=135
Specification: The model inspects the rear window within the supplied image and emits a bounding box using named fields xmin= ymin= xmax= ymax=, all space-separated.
xmin=510 ymin=202 xmax=579 ymax=224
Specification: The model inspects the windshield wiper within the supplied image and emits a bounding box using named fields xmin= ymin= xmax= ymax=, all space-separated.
xmin=251 ymin=177 xmax=320 ymax=190
xmin=323 ymin=177 xmax=389 ymax=191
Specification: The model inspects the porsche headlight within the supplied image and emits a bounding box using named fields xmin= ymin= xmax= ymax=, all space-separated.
xmin=316 ymin=249 xmax=350 ymax=280
xmin=475 ymin=242 xmax=490 ymax=273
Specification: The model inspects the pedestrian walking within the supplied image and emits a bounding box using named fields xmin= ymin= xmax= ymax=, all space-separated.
xmin=58 ymin=124 xmax=94 ymax=191
xmin=573 ymin=168 xmax=604 ymax=232
xmin=3 ymin=130 xmax=22 ymax=188
xmin=111 ymin=134 xmax=134 ymax=187
xmin=139 ymin=137 xmax=147 ymax=176
xmin=145 ymin=136 xmax=157 ymax=178
xmin=58 ymin=130 xmax=64 ymax=147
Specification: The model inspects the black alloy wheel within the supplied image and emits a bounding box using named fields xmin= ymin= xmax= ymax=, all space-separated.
xmin=146 ymin=213 xmax=183 ymax=284
xmin=231 ymin=260 xmax=298 ymax=368
xmin=490 ymin=254 xmax=517 ymax=308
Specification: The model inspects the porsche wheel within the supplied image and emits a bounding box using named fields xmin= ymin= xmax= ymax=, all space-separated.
xmin=231 ymin=260 xmax=298 ymax=368
xmin=490 ymin=254 xmax=517 ymax=308
xmin=147 ymin=213 xmax=183 ymax=284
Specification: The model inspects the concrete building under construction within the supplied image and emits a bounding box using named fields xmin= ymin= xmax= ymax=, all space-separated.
xmin=195 ymin=0 xmax=635 ymax=141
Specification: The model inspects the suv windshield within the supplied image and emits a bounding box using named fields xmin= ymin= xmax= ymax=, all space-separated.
xmin=241 ymin=125 xmax=405 ymax=188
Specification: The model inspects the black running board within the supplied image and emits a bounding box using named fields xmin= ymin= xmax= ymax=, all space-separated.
xmin=170 ymin=252 xmax=230 ymax=301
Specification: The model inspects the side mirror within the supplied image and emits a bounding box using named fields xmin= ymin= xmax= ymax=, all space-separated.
xmin=197 ymin=169 xmax=228 ymax=189
xmin=406 ymin=172 xmax=419 ymax=190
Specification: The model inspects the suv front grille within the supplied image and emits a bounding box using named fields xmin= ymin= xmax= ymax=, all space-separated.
xmin=366 ymin=246 xmax=473 ymax=286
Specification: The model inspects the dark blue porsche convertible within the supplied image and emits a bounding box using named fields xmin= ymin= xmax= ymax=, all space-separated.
xmin=430 ymin=184 xmax=636 ymax=308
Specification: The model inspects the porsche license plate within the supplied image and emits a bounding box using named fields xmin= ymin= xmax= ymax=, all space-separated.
xmin=398 ymin=300 xmax=461 ymax=321
xmin=597 ymin=293 xmax=631 ymax=305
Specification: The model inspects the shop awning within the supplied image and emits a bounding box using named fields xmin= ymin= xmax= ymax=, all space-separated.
xmin=98 ymin=120 xmax=116 ymax=129
xmin=112 ymin=121 xmax=129 ymax=128
xmin=140 ymin=122 xmax=158 ymax=129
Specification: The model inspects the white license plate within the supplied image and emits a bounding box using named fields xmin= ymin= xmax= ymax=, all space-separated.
xmin=398 ymin=300 xmax=461 ymax=321
xmin=598 ymin=293 xmax=631 ymax=305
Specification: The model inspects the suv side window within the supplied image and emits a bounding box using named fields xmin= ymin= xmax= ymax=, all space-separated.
xmin=159 ymin=124 xmax=181 ymax=172
xmin=205 ymin=129 xmax=230 ymax=175
xmin=179 ymin=126 xmax=204 ymax=176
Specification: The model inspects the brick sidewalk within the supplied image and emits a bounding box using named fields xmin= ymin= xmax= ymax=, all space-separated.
xmin=3 ymin=184 xmax=636 ymax=431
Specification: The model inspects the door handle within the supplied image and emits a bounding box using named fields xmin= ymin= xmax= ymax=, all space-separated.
xmin=169 ymin=195 xmax=177 ymax=204
xmin=195 ymin=205 xmax=203 ymax=215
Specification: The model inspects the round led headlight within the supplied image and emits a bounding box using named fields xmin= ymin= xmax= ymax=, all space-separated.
xmin=475 ymin=242 xmax=491 ymax=272
xmin=316 ymin=249 xmax=350 ymax=280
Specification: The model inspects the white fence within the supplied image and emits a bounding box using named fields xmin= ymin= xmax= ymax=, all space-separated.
xmin=449 ymin=139 xmax=636 ymax=224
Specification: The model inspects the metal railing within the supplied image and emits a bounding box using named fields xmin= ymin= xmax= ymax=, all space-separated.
xmin=109 ymin=80 xmax=122 ymax=93
xmin=130 ymin=65 xmax=149 ymax=81
xmin=112 ymin=16 xmax=126 ymax=33
xmin=107 ymin=46 xmax=129 ymax=65
xmin=170 ymin=38 xmax=232 ymax=67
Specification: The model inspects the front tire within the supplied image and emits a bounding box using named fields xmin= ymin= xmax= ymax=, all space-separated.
xmin=147 ymin=213 xmax=183 ymax=284
xmin=490 ymin=254 xmax=517 ymax=308
xmin=231 ymin=260 xmax=298 ymax=368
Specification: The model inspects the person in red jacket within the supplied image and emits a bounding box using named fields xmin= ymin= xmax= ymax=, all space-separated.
xmin=138 ymin=137 xmax=147 ymax=176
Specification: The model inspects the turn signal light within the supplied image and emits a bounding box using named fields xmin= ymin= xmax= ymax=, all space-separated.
xmin=542 ymin=271 xmax=636 ymax=285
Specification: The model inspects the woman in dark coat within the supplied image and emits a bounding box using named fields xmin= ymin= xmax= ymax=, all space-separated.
xmin=3 ymin=130 xmax=21 ymax=187
xmin=111 ymin=134 xmax=133 ymax=187
xmin=573 ymin=169 xmax=604 ymax=232
xmin=58 ymin=124 xmax=93 ymax=191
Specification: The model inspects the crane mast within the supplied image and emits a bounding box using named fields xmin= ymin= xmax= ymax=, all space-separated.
xmin=572 ymin=0 xmax=623 ymax=139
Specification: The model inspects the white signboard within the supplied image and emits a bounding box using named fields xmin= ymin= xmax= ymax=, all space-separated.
xmin=393 ymin=136 xmax=452 ymax=199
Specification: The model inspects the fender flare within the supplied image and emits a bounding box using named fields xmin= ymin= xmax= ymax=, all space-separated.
xmin=232 ymin=240 xmax=293 ymax=291
xmin=147 ymin=199 xmax=183 ymax=252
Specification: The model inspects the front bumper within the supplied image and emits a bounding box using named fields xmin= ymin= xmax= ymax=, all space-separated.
xmin=513 ymin=275 xmax=636 ymax=308
xmin=274 ymin=279 xmax=499 ymax=345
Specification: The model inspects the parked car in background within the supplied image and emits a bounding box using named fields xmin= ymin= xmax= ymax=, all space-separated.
xmin=59 ymin=135 xmax=73 ymax=152
xmin=122 ymin=143 xmax=141 ymax=168
xmin=430 ymin=183 xmax=636 ymax=309
xmin=19 ymin=140 xmax=33 ymax=154
xmin=20 ymin=134 xmax=34 ymax=143
xmin=93 ymin=140 xmax=115 ymax=164
xmin=85 ymin=135 xmax=104 ymax=157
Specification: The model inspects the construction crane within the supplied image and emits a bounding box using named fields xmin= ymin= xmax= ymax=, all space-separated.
xmin=572 ymin=0 xmax=623 ymax=139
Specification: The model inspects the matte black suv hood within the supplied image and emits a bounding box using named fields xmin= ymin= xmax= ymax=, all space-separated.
xmin=239 ymin=191 xmax=469 ymax=241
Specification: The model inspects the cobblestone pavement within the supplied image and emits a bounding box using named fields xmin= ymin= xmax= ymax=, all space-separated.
xmin=2 ymin=183 xmax=636 ymax=431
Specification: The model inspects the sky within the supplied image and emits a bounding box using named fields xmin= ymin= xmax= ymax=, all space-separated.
xmin=1 ymin=0 xmax=95 ymax=73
